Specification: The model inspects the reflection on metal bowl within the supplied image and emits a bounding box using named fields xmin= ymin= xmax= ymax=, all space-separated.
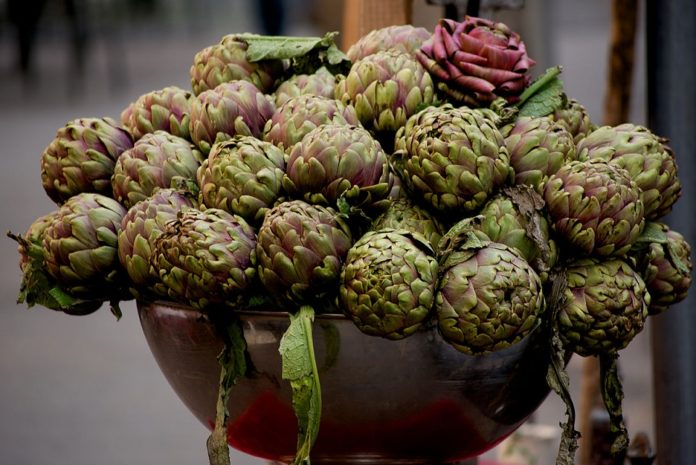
xmin=137 ymin=300 xmax=553 ymax=465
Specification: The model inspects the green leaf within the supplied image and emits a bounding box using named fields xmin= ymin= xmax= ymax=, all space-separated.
xmin=600 ymin=352 xmax=629 ymax=462
xmin=517 ymin=66 xmax=566 ymax=118
xmin=279 ymin=306 xmax=322 ymax=465
xmin=207 ymin=317 xmax=248 ymax=465
xmin=238 ymin=33 xmax=351 ymax=76
xmin=631 ymin=222 xmax=691 ymax=275
xmin=545 ymin=271 xmax=580 ymax=465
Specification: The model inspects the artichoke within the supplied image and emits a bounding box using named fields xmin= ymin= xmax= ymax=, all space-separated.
xmin=503 ymin=116 xmax=576 ymax=191
xmin=256 ymin=200 xmax=353 ymax=306
xmin=550 ymin=98 xmax=595 ymax=144
xmin=197 ymin=136 xmax=286 ymax=224
xmin=273 ymin=67 xmax=337 ymax=107
xmin=416 ymin=17 xmax=535 ymax=106
xmin=630 ymin=222 xmax=692 ymax=315
xmin=559 ymin=257 xmax=649 ymax=356
xmin=118 ymin=188 xmax=196 ymax=289
xmin=436 ymin=234 xmax=545 ymax=354
xmin=444 ymin=186 xmax=558 ymax=280
xmin=42 ymin=193 xmax=127 ymax=296
xmin=543 ymin=159 xmax=644 ymax=256
xmin=189 ymin=80 xmax=275 ymax=154
xmin=339 ymin=229 xmax=438 ymax=340
xmin=16 ymin=211 xmax=59 ymax=272
xmin=111 ymin=131 xmax=204 ymax=209
xmin=576 ymin=124 xmax=681 ymax=220
xmin=41 ymin=118 xmax=134 ymax=204
xmin=347 ymin=25 xmax=432 ymax=62
xmin=283 ymin=124 xmax=391 ymax=213
xmin=263 ymin=95 xmax=361 ymax=152
xmin=150 ymin=207 xmax=257 ymax=309
xmin=392 ymin=105 xmax=511 ymax=214
xmin=335 ymin=49 xmax=435 ymax=133
xmin=370 ymin=198 xmax=444 ymax=250
xmin=120 ymin=86 xmax=193 ymax=140
xmin=190 ymin=34 xmax=284 ymax=95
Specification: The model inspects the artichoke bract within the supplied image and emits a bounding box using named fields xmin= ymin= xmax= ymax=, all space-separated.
xmin=550 ymin=98 xmax=595 ymax=144
xmin=42 ymin=193 xmax=127 ymax=296
xmin=118 ymin=188 xmax=196 ymax=289
xmin=283 ymin=124 xmax=391 ymax=213
xmin=347 ymin=25 xmax=432 ymax=62
xmin=503 ymin=116 xmax=576 ymax=191
xmin=436 ymin=235 xmax=545 ymax=354
xmin=576 ymin=124 xmax=681 ymax=220
xmin=444 ymin=186 xmax=558 ymax=281
xmin=111 ymin=131 xmax=204 ymax=209
xmin=543 ymin=159 xmax=644 ymax=256
xmin=41 ymin=118 xmax=134 ymax=204
xmin=273 ymin=67 xmax=337 ymax=107
xmin=120 ymin=86 xmax=193 ymax=141
xmin=150 ymin=207 xmax=257 ymax=309
xmin=630 ymin=222 xmax=693 ymax=315
xmin=189 ymin=80 xmax=275 ymax=154
xmin=197 ymin=136 xmax=286 ymax=224
xmin=339 ymin=229 xmax=438 ymax=340
xmin=559 ymin=257 xmax=649 ymax=356
xmin=256 ymin=200 xmax=353 ymax=306
xmin=190 ymin=34 xmax=284 ymax=95
xmin=370 ymin=198 xmax=444 ymax=250
xmin=263 ymin=95 xmax=361 ymax=152
xmin=417 ymin=17 xmax=535 ymax=106
xmin=335 ymin=49 xmax=435 ymax=133
xmin=392 ymin=105 xmax=511 ymax=214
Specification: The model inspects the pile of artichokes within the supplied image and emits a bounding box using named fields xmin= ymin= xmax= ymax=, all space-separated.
xmin=10 ymin=16 xmax=692 ymax=465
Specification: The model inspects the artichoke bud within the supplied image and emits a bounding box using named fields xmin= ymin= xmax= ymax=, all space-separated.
xmin=339 ymin=228 xmax=438 ymax=340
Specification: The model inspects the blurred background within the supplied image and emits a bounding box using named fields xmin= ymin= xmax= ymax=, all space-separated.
xmin=0 ymin=0 xmax=651 ymax=464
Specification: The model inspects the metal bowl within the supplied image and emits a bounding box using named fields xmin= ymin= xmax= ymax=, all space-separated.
xmin=137 ymin=300 xmax=553 ymax=465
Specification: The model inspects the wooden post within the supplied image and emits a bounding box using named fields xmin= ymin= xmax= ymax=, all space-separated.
xmin=342 ymin=0 xmax=413 ymax=50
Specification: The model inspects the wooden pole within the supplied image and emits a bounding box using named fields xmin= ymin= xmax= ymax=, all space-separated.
xmin=579 ymin=2 xmax=638 ymax=464
xmin=342 ymin=0 xmax=412 ymax=50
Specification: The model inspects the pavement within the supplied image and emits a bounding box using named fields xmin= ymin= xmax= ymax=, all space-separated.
xmin=0 ymin=1 xmax=654 ymax=464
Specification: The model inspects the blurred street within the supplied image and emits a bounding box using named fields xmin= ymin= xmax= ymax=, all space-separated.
xmin=0 ymin=1 xmax=653 ymax=464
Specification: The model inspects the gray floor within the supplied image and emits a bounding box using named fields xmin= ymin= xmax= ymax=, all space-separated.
xmin=0 ymin=1 xmax=655 ymax=464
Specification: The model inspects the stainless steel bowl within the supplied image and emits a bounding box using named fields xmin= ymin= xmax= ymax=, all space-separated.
xmin=138 ymin=300 xmax=553 ymax=465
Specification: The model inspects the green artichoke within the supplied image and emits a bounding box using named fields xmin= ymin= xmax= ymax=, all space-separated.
xmin=543 ymin=159 xmax=644 ymax=256
xmin=335 ymin=49 xmax=435 ymax=133
xmin=256 ymin=200 xmax=353 ymax=306
xmin=559 ymin=257 xmax=649 ymax=356
xmin=111 ymin=131 xmax=204 ymax=209
xmin=436 ymin=234 xmax=545 ymax=354
xmin=630 ymin=222 xmax=692 ymax=315
xmin=190 ymin=34 xmax=284 ymax=95
xmin=42 ymin=193 xmax=127 ymax=296
xmin=263 ymin=95 xmax=361 ymax=152
xmin=370 ymin=198 xmax=444 ymax=250
xmin=118 ymin=188 xmax=196 ymax=289
xmin=16 ymin=211 xmax=59 ymax=272
xmin=41 ymin=118 xmax=134 ymax=204
xmin=347 ymin=25 xmax=431 ymax=62
xmin=120 ymin=86 xmax=193 ymax=140
xmin=189 ymin=80 xmax=275 ymax=154
xmin=444 ymin=186 xmax=558 ymax=280
xmin=550 ymin=98 xmax=595 ymax=144
xmin=576 ymin=124 xmax=681 ymax=220
xmin=392 ymin=105 xmax=511 ymax=213
xmin=283 ymin=124 xmax=391 ymax=213
xmin=273 ymin=67 xmax=337 ymax=107
xmin=197 ymin=136 xmax=286 ymax=224
xmin=339 ymin=229 xmax=438 ymax=339
xmin=416 ymin=17 xmax=535 ymax=106
xmin=503 ymin=116 xmax=576 ymax=191
xmin=150 ymin=207 xmax=257 ymax=309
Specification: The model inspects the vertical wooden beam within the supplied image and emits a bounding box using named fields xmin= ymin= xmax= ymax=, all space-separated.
xmin=342 ymin=0 xmax=412 ymax=50
xmin=603 ymin=0 xmax=638 ymax=126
